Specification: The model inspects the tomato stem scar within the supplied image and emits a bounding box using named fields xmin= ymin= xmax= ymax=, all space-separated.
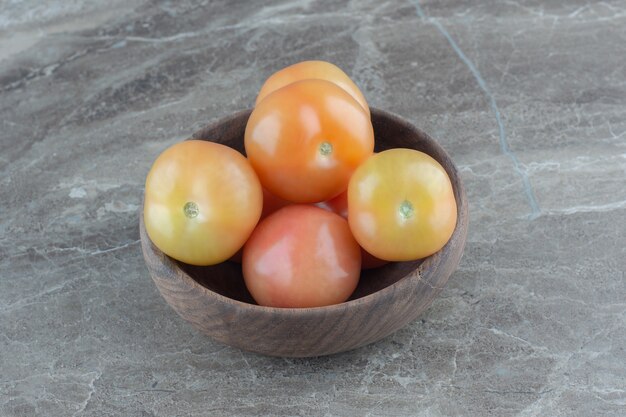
xmin=399 ymin=200 xmax=414 ymax=220
xmin=183 ymin=201 xmax=199 ymax=218
xmin=319 ymin=141 xmax=333 ymax=156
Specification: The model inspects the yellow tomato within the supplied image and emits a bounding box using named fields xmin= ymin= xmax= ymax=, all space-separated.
xmin=144 ymin=140 xmax=262 ymax=266
xmin=347 ymin=149 xmax=457 ymax=261
xmin=255 ymin=60 xmax=370 ymax=117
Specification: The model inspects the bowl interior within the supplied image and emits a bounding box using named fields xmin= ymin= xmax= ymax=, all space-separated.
xmin=179 ymin=257 xmax=422 ymax=304
xmin=175 ymin=108 xmax=459 ymax=305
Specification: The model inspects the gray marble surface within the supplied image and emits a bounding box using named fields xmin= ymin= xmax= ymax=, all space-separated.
xmin=1 ymin=1 xmax=625 ymax=416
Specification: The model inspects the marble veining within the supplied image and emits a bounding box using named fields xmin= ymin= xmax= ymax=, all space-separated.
xmin=413 ymin=0 xmax=541 ymax=219
xmin=1 ymin=0 xmax=625 ymax=416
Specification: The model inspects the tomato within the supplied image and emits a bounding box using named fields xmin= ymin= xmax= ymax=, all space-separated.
xmin=242 ymin=205 xmax=361 ymax=308
xmin=144 ymin=140 xmax=262 ymax=266
xmin=348 ymin=149 xmax=457 ymax=261
xmin=256 ymin=60 xmax=370 ymax=117
xmin=245 ymin=79 xmax=374 ymax=203
xmin=317 ymin=191 xmax=388 ymax=270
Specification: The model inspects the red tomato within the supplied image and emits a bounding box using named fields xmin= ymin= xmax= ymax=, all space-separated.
xmin=144 ymin=140 xmax=262 ymax=265
xmin=245 ymin=79 xmax=374 ymax=203
xmin=242 ymin=205 xmax=361 ymax=308
xmin=256 ymin=60 xmax=370 ymax=117
xmin=317 ymin=191 xmax=388 ymax=270
xmin=348 ymin=149 xmax=457 ymax=261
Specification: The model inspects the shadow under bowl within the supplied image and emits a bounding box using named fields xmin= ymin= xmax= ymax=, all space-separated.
xmin=140 ymin=108 xmax=468 ymax=357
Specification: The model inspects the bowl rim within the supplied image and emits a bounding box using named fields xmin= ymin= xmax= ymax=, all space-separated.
xmin=142 ymin=107 xmax=467 ymax=316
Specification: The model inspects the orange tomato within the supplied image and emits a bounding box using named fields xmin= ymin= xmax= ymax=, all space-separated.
xmin=242 ymin=205 xmax=361 ymax=308
xmin=348 ymin=149 xmax=457 ymax=261
xmin=256 ymin=60 xmax=370 ymax=116
xmin=245 ymin=79 xmax=374 ymax=203
xmin=144 ymin=140 xmax=262 ymax=266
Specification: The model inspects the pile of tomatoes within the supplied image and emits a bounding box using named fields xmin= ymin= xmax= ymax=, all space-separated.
xmin=144 ymin=61 xmax=457 ymax=308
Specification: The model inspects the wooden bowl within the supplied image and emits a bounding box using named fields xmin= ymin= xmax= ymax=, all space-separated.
xmin=140 ymin=108 xmax=468 ymax=357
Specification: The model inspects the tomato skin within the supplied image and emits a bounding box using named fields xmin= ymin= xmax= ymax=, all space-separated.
xmin=348 ymin=149 xmax=457 ymax=261
xmin=317 ymin=191 xmax=388 ymax=270
xmin=256 ymin=60 xmax=370 ymax=117
xmin=242 ymin=205 xmax=361 ymax=308
xmin=144 ymin=140 xmax=262 ymax=266
xmin=245 ymin=79 xmax=374 ymax=203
